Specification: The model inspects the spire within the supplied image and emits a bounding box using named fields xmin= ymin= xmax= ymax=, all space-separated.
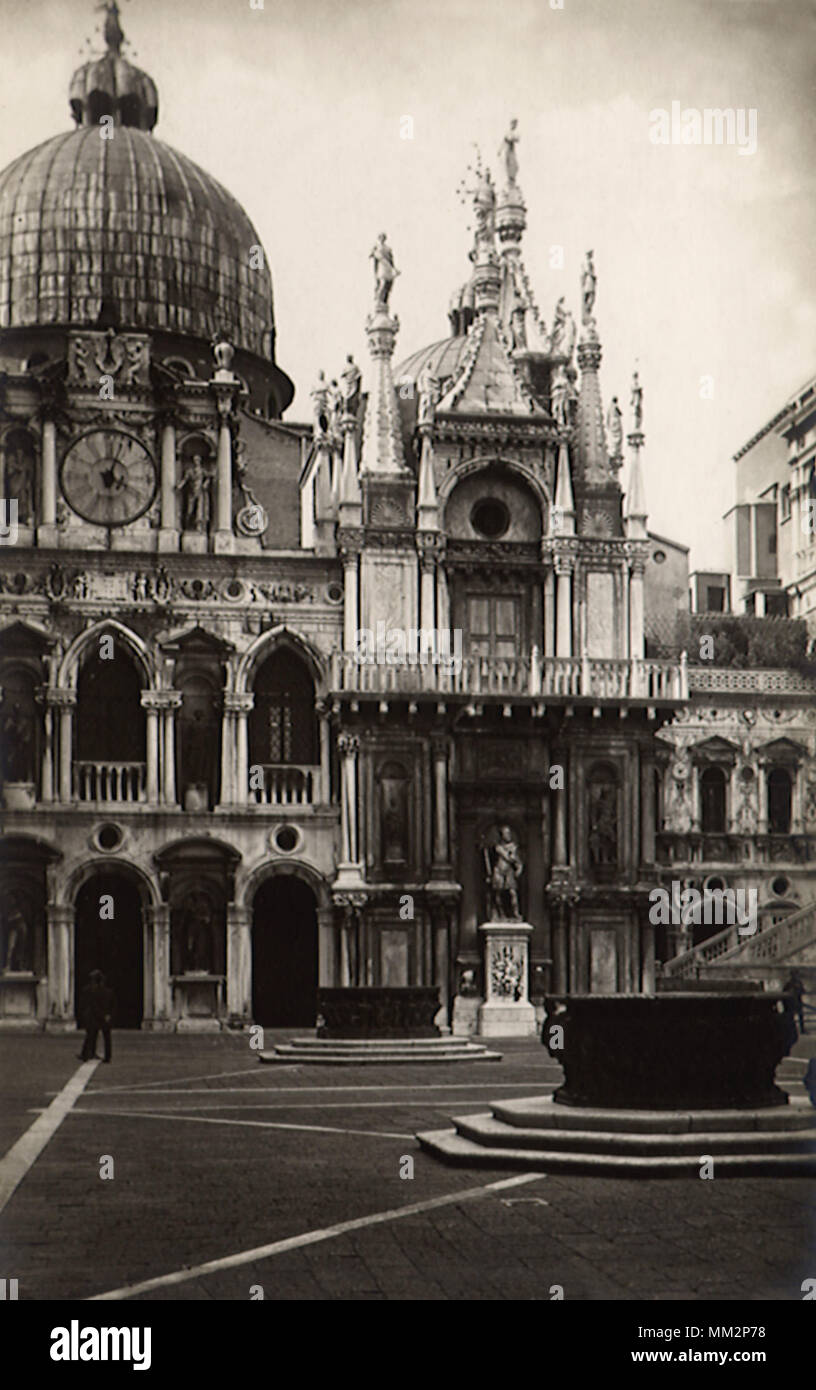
xmin=624 ymin=370 xmax=647 ymax=538
xmin=70 ymin=3 xmax=158 ymax=131
xmin=575 ymin=251 xmax=611 ymax=486
xmin=550 ymin=437 xmax=576 ymax=536
xmin=338 ymin=411 xmax=362 ymax=525
xmin=416 ymin=370 xmax=440 ymax=530
xmin=360 ymin=234 xmax=408 ymax=476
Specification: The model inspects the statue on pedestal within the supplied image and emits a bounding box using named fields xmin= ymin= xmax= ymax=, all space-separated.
xmin=581 ymin=250 xmax=597 ymax=326
xmin=176 ymin=454 xmax=212 ymax=533
xmin=2 ymin=905 xmax=31 ymax=972
xmin=370 ymin=233 xmax=400 ymax=310
xmin=340 ymin=354 xmax=362 ymax=415
xmin=4 ymin=441 xmax=34 ymax=524
xmin=417 ymin=364 xmax=441 ymax=427
xmin=631 ymin=370 xmax=644 ymax=432
xmin=606 ymin=396 xmax=623 ymax=456
xmin=310 ymin=370 xmax=331 ymax=436
xmin=1 ymin=699 xmax=34 ymax=782
xmin=483 ymin=825 xmax=523 ymax=921
xmin=499 ymin=118 xmax=520 ymax=186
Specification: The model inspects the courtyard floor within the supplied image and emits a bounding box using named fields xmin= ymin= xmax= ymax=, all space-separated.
xmin=1 ymin=1030 xmax=814 ymax=1302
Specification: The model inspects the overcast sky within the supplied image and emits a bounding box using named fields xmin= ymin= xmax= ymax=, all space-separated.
xmin=1 ymin=0 xmax=814 ymax=568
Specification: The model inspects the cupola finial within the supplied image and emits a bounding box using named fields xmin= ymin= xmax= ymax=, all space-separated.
xmin=101 ymin=2 xmax=125 ymax=55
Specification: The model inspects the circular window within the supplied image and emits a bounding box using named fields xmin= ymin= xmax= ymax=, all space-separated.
xmin=653 ymin=550 xmax=666 ymax=565
xmin=771 ymin=875 xmax=790 ymax=897
xmin=224 ymin=578 xmax=244 ymax=601
xmin=96 ymin=823 xmax=123 ymax=852
xmin=471 ymin=498 xmax=510 ymax=539
xmin=326 ymin=582 xmax=344 ymax=604
xmin=704 ymin=875 xmax=726 ymax=893
xmin=273 ymin=825 xmax=299 ymax=854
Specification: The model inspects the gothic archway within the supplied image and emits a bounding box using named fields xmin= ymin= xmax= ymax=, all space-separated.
xmin=251 ymin=875 xmax=318 ymax=1027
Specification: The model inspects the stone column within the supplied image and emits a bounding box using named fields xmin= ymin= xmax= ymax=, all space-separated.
xmin=338 ymin=733 xmax=360 ymax=866
xmin=141 ymin=693 xmax=161 ymax=804
xmin=39 ymin=417 xmax=58 ymax=543
xmin=420 ymin=555 xmax=436 ymax=636
xmin=757 ymin=760 xmax=769 ymax=835
xmin=640 ymin=747 xmax=656 ymax=865
xmin=161 ymin=693 xmax=182 ymax=806
xmin=641 ymin=915 xmax=656 ymax=993
xmin=38 ymin=689 xmax=54 ymax=802
xmin=555 ymin=560 xmax=573 ymax=658
xmin=219 ymin=696 xmax=235 ymax=808
xmin=431 ymin=736 xmax=450 ymax=867
xmin=45 ymin=904 xmax=74 ymax=1029
xmin=791 ymin=765 xmax=803 ymax=833
xmin=231 ymin=693 xmax=253 ymax=807
xmin=343 ymin=554 xmax=359 ymax=650
xmin=317 ymin=905 xmax=336 ymax=987
xmin=147 ymin=904 xmax=172 ymax=1028
xmin=543 ymin=568 xmax=555 ymax=657
xmin=226 ymin=904 xmax=252 ymax=1024
xmin=158 ymin=420 xmax=178 ymax=551
xmin=629 ymin=556 xmax=646 ymax=660
xmin=52 ymin=689 xmax=75 ymax=804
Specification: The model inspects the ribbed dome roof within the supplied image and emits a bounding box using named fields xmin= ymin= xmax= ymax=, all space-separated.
xmin=396 ymin=334 xmax=470 ymax=387
xmin=0 ymin=127 xmax=274 ymax=355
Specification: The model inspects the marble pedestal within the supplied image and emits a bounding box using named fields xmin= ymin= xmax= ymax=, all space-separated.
xmin=477 ymin=922 xmax=537 ymax=1037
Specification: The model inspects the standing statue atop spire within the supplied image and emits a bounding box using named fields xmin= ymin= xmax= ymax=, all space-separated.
xmin=310 ymin=369 xmax=331 ymax=437
xmin=581 ymin=250 xmax=597 ymax=326
xmin=630 ymin=371 xmax=643 ymax=432
xmin=471 ymin=167 xmax=496 ymax=253
xmin=417 ymin=364 xmax=441 ymax=428
xmin=370 ymin=233 xmax=400 ymax=311
xmin=101 ymin=2 xmax=125 ymax=55
xmin=499 ymin=118 xmax=520 ymax=185
xmin=606 ymin=397 xmax=623 ymax=456
xmin=340 ymin=354 xmax=362 ymax=414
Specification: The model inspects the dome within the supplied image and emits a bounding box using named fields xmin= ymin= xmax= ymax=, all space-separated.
xmin=0 ymin=127 xmax=275 ymax=358
xmin=396 ymin=334 xmax=471 ymax=389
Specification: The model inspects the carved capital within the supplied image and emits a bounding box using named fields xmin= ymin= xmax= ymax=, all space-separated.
xmin=337 ymin=732 xmax=360 ymax=758
xmin=47 ymin=687 xmax=76 ymax=709
xmin=224 ymin=692 xmax=254 ymax=715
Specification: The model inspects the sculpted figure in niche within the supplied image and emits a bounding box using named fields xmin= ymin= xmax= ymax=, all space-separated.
xmin=588 ymin=782 xmax=618 ymax=866
xmin=182 ymin=889 xmax=216 ymax=973
xmin=177 ymin=454 xmax=212 ymax=533
xmin=3 ymin=905 xmax=31 ymax=972
xmin=4 ymin=439 xmax=34 ymax=524
xmin=1 ymin=698 xmax=34 ymax=783
xmin=484 ymin=825 xmax=523 ymax=921
xmin=380 ymin=768 xmax=408 ymax=864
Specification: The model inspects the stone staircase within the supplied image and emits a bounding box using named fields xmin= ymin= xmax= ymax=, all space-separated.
xmin=662 ymin=899 xmax=816 ymax=980
xmin=260 ymin=1037 xmax=502 ymax=1064
xmin=417 ymin=1093 xmax=816 ymax=1176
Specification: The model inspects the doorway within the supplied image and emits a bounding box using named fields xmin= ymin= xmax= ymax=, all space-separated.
xmin=74 ymin=873 xmax=144 ymax=1028
xmin=252 ymin=876 xmax=318 ymax=1027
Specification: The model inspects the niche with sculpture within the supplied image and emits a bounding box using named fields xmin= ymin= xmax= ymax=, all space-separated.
xmin=377 ymin=761 xmax=410 ymax=869
xmin=586 ymin=762 xmax=620 ymax=879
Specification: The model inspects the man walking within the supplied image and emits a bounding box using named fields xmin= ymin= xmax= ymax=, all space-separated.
xmin=783 ymin=970 xmax=807 ymax=1035
xmin=78 ymin=969 xmax=115 ymax=1063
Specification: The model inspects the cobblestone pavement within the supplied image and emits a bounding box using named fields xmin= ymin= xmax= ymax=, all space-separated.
xmin=1 ymin=1032 xmax=814 ymax=1301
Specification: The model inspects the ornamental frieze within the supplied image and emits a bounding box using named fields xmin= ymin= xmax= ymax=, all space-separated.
xmin=0 ymin=566 xmax=319 ymax=607
xmin=67 ymin=330 xmax=151 ymax=389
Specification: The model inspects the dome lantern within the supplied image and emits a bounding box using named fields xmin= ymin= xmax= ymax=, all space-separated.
xmin=69 ymin=2 xmax=158 ymax=132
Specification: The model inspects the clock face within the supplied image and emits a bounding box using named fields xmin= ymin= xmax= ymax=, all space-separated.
xmin=60 ymin=430 xmax=157 ymax=526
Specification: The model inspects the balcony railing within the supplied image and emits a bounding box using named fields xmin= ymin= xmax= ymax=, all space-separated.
xmin=329 ymin=651 xmax=687 ymax=701
xmin=250 ymin=764 xmax=322 ymax=807
xmin=74 ymin=761 xmax=146 ymax=803
xmin=663 ymin=898 xmax=816 ymax=977
xmin=688 ymin=667 xmax=816 ymax=694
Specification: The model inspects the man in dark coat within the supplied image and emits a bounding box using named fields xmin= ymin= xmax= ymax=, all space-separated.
xmin=783 ymin=970 xmax=807 ymax=1035
xmin=78 ymin=969 xmax=115 ymax=1062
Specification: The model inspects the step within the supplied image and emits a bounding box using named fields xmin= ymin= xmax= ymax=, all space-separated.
xmin=259 ymin=1043 xmax=502 ymax=1065
xmin=454 ymin=1112 xmax=816 ymax=1157
xmin=416 ymin=1128 xmax=816 ymax=1177
xmin=491 ymin=1095 xmax=816 ymax=1134
xmin=280 ymin=1037 xmax=469 ymax=1049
